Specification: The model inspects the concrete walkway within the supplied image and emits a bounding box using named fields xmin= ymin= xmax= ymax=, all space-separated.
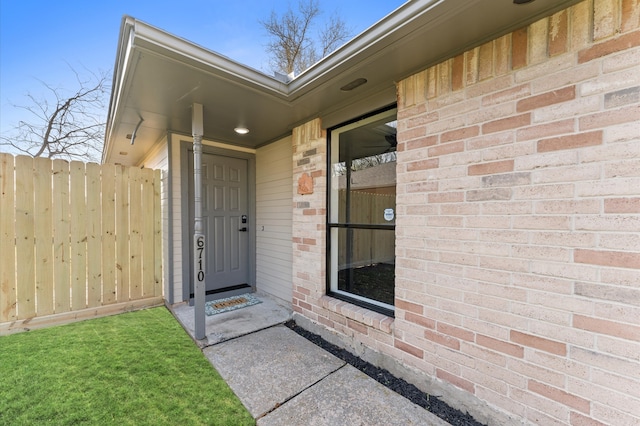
xmin=172 ymin=293 xmax=449 ymax=425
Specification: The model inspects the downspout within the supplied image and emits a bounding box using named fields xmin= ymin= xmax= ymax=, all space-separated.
xmin=192 ymin=103 xmax=206 ymax=340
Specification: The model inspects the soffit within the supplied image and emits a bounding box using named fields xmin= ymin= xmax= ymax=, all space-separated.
xmin=103 ymin=0 xmax=580 ymax=166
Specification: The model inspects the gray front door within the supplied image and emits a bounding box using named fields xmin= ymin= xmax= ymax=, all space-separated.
xmin=188 ymin=153 xmax=250 ymax=297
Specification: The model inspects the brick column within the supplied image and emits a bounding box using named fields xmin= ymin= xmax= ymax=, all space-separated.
xmin=291 ymin=118 xmax=326 ymax=321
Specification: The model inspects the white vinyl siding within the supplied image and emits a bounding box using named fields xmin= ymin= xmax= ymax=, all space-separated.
xmin=256 ymin=136 xmax=293 ymax=303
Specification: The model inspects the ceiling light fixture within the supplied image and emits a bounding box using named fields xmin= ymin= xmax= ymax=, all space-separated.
xmin=513 ymin=0 xmax=535 ymax=4
xmin=234 ymin=127 xmax=250 ymax=135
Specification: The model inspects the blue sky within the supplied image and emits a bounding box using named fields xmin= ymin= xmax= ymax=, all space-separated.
xmin=0 ymin=0 xmax=406 ymax=139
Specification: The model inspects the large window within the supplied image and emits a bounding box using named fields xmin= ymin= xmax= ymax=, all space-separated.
xmin=328 ymin=107 xmax=397 ymax=316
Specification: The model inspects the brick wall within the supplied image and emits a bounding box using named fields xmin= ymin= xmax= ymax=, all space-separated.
xmin=292 ymin=0 xmax=639 ymax=424
xmin=291 ymin=119 xmax=327 ymax=317
xmin=395 ymin=0 xmax=639 ymax=424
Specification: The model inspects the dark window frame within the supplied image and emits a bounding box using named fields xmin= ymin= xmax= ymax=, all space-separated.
xmin=325 ymin=104 xmax=397 ymax=318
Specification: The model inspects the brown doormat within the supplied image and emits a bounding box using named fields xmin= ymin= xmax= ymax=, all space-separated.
xmin=204 ymin=293 xmax=261 ymax=315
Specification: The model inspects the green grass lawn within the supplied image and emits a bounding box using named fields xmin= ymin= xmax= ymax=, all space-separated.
xmin=0 ymin=307 xmax=254 ymax=426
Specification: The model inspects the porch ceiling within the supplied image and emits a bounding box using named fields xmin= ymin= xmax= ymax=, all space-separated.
xmin=103 ymin=0 xmax=580 ymax=166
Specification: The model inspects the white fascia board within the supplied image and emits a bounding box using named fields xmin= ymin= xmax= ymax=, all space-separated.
xmin=130 ymin=20 xmax=289 ymax=96
xmin=103 ymin=16 xmax=137 ymax=163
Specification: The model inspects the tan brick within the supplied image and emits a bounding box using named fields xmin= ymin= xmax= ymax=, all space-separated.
xmin=535 ymin=199 xmax=600 ymax=214
xmin=483 ymin=113 xmax=531 ymax=135
xmin=437 ymin=322 xmax=475 ymax=342
xmin=574 ymin=314 xmax=640 ymax=341
xmin=406 ymin=158 xmax=439 ymax=171
xmin=599 ymin=232 xmax=640 ymax=251
xmin=404 ymin=312 xmax=435 ymax=329
xmin=347 ymin=318 xmax=368 ymax=335
xmin=478 ymin=41 xmax=494 ymax=81
xmin=428 ymin=141 xmax=464 ymax=157
xmin=396 ymin=298 xmax=424 ymax=314
xmin=528 ymin=380 xmax=590 ymax=414
xmin=477 ymin=334 xmax=524 ymax=358
xmin=437 ymin=60 xmax=451 ymax=96
xmin=406 ymin=112 xmax=438 ymax=130
xmin=549 ymin=9 xmax=569 ymax=56
xmin=604 ymin=86 xmax=640 ymax=109
xmin=394 ymin=338 xmax=424 ymax=359
xmin=512 ymin=215 xmax=570 ymax=230
xmin=468 ymin=160 xmax=514 ymax=176
xmin=482 ymin=83 xmax=531 ymax=107
xmin=532 ymin=163 xmax=601 ymax=184
xmin=571 ymin=0 xmax=592 ymax=51
xmin=578 ymin=30 xmax=640 ymax=63
xmin=621 ymin=0 xmax=640 ymax=32
xmin=441 ymin=125 xmax=479 ymax=142
xmin=495 ymin=34 xmax=511 ymax=76
xmin=517 ymin=86 xmax=576 ymax=112
xmin=424 ymin=329 xmax=460 ymax=350
xmin=465 ymin=47 xmax=479 ymax=86
xmin=604 ymin=197 xmax=640 ymax=213
xmin=428 ymin=191 xmax=464 ymax=203
xmin=452 ymin=53 xmax=465 ymax=91
xmin=594 ymin=0 xmax=620 ymax=41
xmin=570 ymin=412 xmax=608 ymax=426
xmin=398 ymin=126 xmax=428 ymax=142
xmin=537 ymin=131 xmax=603 ymax=152
xmin=580 ymin=105 xmax=640 ymax=131
xmin=510 ymin=330 xmax=567 ymax=356
xmin=574 ymin=248 xmax=640 ymax=269
xmin=436 ymin=368 xmax=476 ymax=394
xmin=405 ymin=135 xmax=438 ymax=151
xmin=529 ymin=18 xmax=549 ymax=65
xmin=482 ymin=172 xmax=530 ymax=187
xmin=512 ymin=27 xmax=528 ymax=70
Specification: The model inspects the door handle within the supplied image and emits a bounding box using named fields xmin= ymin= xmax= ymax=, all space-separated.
xmin=238 ymin=227 xmax=248 ymax=232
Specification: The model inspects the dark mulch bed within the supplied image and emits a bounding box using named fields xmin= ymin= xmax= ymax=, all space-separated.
xmin=285 ymin=320 xmax=485 ymax=426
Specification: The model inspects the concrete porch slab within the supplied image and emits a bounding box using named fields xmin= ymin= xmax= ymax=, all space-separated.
xmin=203 ymin=325 xmax=346 ymax=418
xmin=171 ymin=292 xmax=292 ymax=347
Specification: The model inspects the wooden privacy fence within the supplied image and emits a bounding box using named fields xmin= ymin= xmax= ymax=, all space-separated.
xmin=0 ymin=153 xmax=163 ymax=334
xmin=339 ymin=190 xmax=396 ymax=267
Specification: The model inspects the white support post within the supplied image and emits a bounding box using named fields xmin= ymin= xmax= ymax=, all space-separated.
xmin=192 ymin=103 xmax=206 ymax=340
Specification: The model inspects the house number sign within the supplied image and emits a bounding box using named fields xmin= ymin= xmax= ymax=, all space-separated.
xmin=195 ymin=235 xmax=205 ymax=282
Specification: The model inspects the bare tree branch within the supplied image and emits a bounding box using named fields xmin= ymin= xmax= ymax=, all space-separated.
xmin=260 ymin=0 xmax=352 ymax=76
xmin=0 ymin=66 xmax=109 ymax=162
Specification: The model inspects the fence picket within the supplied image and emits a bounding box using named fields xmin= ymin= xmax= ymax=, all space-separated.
xmin=153 ymin=169 xmax=162 ymax=297
xmin=15 ymin=156 xmax=35 ymax=319
xmin=141 ymin=168 xmax=155 ymax=297
xmin=0 ymin=153 xmax=17 ymax=322
xmin=101 ymin=163 xmax=116 ymax=304
xmin=129 ymin=167 xmax=142 ymax=300
xmin=34 ymin=157 xmax=54 ymax=316
xmin=52 ymin=159 xmax=70 ymax=312
xmin=115 ymin=165 xmax=130 ymax=302
xmin=70 ymin=161 xmax=87 ymax=310
xmin=86 ymin=163 xmax=102 ymax=308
